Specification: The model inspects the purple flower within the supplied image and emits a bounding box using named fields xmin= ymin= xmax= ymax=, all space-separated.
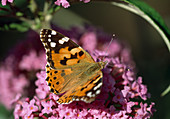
xmin=24 ymin=114 xmax=34 ymax=119
xmin=112 ymin=111 xmax=129 ymax=119
xmin=54 ymin=0 xmax=91 ymax=8
xmin=49 ymin=116 xmax=58 ymax=119
xmin=76 ymin=108 xmax=88 ymax=118
xmin=41 ymin=100 xmax=53 ymax=114
xmin=14 ymin=104 xmax=21 ymax=119
xmin=11 ymin=93 xmax=21 ymax=105
xmin=80 ymin=0 xmax=90 ymax=3
xmin=20 ymin=99 xmax=38 ymax=117
xmin=147 ymin=102 xmax=156 ymax=115
xmin=19 ymin=50 xmax=46 ymax=71
xmin=112 ymin=89 xmax=126 ymax=104
xmin=126 ymin=102 xmax=135 ymax=113
xmin=55 ymin=0 xmax=70 ymax=8
xmin=1 ymin=0 xmax=13 ymax=6
xmin=35 ymin=72 xmax=50 ymax=99
xmin=80 ymin=32 xmax=97 ymax=52
xmin=131 ymin=77 xmax=148 ymax=100
xmin=134 ymin=102 xmax=151 ymax=118
xmin=0 ymin=66 xmax=28 ymax=109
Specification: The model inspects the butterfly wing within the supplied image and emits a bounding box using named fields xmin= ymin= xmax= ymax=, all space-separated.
xmin=45 ymin=64 xmax=73 ymax=94
xmin=40 ymin=29 xmax=95 ymax=69
xmin=40 ymin=29 xmax=103 ymax=104
xmin=57 ymin=71 xmax=103 ymax=104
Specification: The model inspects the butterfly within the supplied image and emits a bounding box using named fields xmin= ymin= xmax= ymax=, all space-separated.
xmin=40 ymin=29 xmax=107 ymax=104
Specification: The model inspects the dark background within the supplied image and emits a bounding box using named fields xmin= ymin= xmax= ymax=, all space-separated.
xmin=0 ymin=0 xmax=170 ymax=118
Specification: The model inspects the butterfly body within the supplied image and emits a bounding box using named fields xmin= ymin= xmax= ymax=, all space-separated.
xmin=40 ymin=29 xmax=106 ymax=104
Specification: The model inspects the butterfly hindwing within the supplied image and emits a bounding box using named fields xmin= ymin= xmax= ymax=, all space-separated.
xmin=57 ymin=71 xmax=103 ymax=104
xmin=45 ymin=64 xmax=73 ymax=94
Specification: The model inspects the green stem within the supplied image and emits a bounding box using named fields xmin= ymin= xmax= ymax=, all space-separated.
xmin=161 ymin=85 xmax=170 ymax=97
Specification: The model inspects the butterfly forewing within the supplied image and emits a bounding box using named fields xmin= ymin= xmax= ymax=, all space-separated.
xmin=40 ymin=29 xmax=104 ymax=104
xmin=40 ymin=29 xmax=95 ymax=69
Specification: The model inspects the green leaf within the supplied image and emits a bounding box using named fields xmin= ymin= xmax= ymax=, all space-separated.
xmin=111 ymin=0 xmax=170 ymax=52
xmin=9 ymin=22 xmax=30 ymax=32
xmin=16 ymin=12 xmax=24 ymax=17
xmin=28 ymin=0 xmax=37 ymax=13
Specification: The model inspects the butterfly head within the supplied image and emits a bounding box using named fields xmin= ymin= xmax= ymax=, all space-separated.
xmin=98 ymin=61 xmax=107 ymax=69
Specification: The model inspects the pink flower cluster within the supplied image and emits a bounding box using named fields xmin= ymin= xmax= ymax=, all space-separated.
xmin=0 ymin=50 xmax=46 ymax=109
xmin=0 ymin=30 xmax=45 ymax=109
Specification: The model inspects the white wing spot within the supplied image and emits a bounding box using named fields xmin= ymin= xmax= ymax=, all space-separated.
xmin=96 ymin=90 xmax=101 ymax=95
xmin=50 ymin=42 xmax=56 ymax=47
xmin=87 ymin=92 xmax=92 ymax=97
xmin=81 ymin=97 xmax=84 ymax=100
xmin=48 ymin=35 xmax=51 ymax=37
xmin=75 ymin=99 xmax=80 ymax=101
xmin=94 ymin=82 xmax=102 ymax=91
xmin=48 ymin=39 xmax=51 ymax=42
xmin=82 ymin=97 xmax=87 ymax=102
xmin=51 ymin=30 xmax=57 ymax=35
xmin=62 ymin=37 xmax=69 ymax=42
xmin=47 ymin=62 xmax=51 ymax=66
xmin=59 ymin=40 xmax=64 ymax=44
xmin=40 ymin=35 xmax=45 ymax=38
xmin=46 ymin=49 xmax=50 ymax=52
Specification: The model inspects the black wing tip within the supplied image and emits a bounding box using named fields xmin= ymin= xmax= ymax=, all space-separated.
xmin=40 ymin=29 xmax=53 ymax=34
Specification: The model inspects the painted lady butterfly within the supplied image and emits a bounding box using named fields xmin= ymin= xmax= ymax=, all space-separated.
xmin=40 ymin=29 xmax=107 ymax=104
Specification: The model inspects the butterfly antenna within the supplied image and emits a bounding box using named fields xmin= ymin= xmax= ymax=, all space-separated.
xmin=101 ymin=34 xmax=115 ymax=61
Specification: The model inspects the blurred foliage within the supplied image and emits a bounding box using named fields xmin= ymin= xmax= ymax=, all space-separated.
xmin=0 ymin=104 xmax=13 ymax=119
